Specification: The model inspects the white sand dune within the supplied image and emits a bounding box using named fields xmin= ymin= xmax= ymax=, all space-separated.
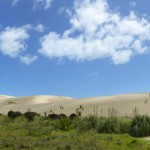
xmin=0 ymin=95 xmax=15 ymax=103
xmin=0 ymin=95 xmax=15 ymax=99
xmin=9 ymin=95 xmax=73 ymax=105
xmin=0 ymin=93 xmax=150 ymax=116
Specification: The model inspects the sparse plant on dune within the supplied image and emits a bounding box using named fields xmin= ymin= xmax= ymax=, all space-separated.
xmin=132 ymin=106 xmax=139 ymax=116
xmin=108 ymin=107 xmax=118 ymax=117
xmin=44 ymin=111 xmax=47 ymax=117
xmin=100 ymin=108 xmax=103 ymax=116
xmin=60 ymin=106 xmax=64 ymax=114
xmin=76 ymin=105 xmax=84 ymax=116
xmin=27 ymin=108 xmax=31 ymax=112
xmin=49 ymin=109 xmax=54 ymax=114
xmin=93 ymin=105 xmax=99 ymax=116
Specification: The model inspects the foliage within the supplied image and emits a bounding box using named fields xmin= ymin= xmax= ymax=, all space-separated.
xmin=76 ymin=115 xmax=98 ymax=132
xmin=129 ymin=115 xmax=150 ymax=137
xmin=0 ymin=110 xmax=150 ymax=149
xmin=97 ymin=117 xmax=120 ymax=134
xmin=53 ymin=118 xmax=73 ymax=131
xmin=24 ymin=111 xmax=39 ymax=121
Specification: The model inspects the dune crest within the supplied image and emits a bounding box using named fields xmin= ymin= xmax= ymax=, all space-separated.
xmin=12 ymin=95 xmax=74 ymax=105
xmin=0 ymin=93 xmax=150 ymax=116
xmin=0 ymin=95 xmax=15 ymax=99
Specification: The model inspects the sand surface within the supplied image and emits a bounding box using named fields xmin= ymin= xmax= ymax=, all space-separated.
xmin=0 ymin=93 xmax=150 ymax=116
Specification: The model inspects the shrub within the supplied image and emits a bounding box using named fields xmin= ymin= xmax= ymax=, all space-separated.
xmin=54 ymin=118 xmax=73 ymax=131
xmin=97 ymin=118 xmax=106 ymax=133
xmin=24 ymin=112 xmax=39 ymax=121
xmin=119 ymin=118 xmax=131 ymax=133
xmin=8 ymin=111 xmax=22 ymax=119
xmin=69 ymin=113 xmax=77 ymax=120
xmin=76 ymin=115 xmax=98 ymax=132
xmin=64 ymin=144 xmax=71 ymax=150
xmin=76 ymin=105 xmax=84 ymax=116
xmin=0 ymin=113 xmax=3 ymax=116
xmin=58 ymin=114 xmax=67 ymax=119
xmin=48 ymin=114 xmax=59 ymax=120
xmin=8 ymin=111 xmax=16 ymax=119
xmin=85 ymin=115 xmax=98 ymax=129
xmin=128 ymin=115 xmax=150 ymax=137
xmin=0 ymin=115 xmax=11 ymax=126
xmin=97 ymin=117 xmax=120 ymax=134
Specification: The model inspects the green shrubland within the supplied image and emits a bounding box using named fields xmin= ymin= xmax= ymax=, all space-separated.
xmin=0 ymin=108 xmax=150 ymax=149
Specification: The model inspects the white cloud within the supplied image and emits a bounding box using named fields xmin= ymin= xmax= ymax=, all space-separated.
xmin=12 ymin=0 xmax=53 ymax=9
xmin=33 ymin=0 xmax=53 ymax=10
xmin=0 ymin=25 xmax=31 ymax=58
xmin=112 ymin=50 xmax=132 ymax=64
xmin=39 ymin=0 xmax=150 ymax=64
xmin=20 ymin=55 xmax=38 ymax=65
xmin=35 ymin=24 xmax=45 ymax=33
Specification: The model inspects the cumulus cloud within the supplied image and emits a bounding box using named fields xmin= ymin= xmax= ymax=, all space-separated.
xmin=20 ymin=55 xmax=38 ymax=65
xmin=39 ymin=0 xmax=150 ymax=64
xmin=35 ymin=24 xmax=45 ymax=33
xmin=0 ymin=25 xmax=31 ymax=58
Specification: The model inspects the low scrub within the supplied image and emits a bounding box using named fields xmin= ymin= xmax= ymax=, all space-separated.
xmin=129 ymin=115 xmax=150 ymax=137
xmin=4 ymin=110 xmax=150 ymax=138
xmin=53 ymin=118 xmax=74 ymax=131
xmin=97 ymin=117 xmax=120 ymax=134
xmin=76 ymin=115 xmax=98 ymax=132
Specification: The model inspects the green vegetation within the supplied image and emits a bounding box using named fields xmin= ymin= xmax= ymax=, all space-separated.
xmin=0 ymin=109 xmax=150 ymax=149
xmin=129 ymin=115 xmax=150 ymax=137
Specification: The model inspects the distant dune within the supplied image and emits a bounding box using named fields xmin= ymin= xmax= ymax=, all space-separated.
xmin=0 ymin=93 xmax=150 ymax=116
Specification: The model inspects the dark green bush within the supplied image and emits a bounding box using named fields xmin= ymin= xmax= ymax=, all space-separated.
xmin=119 ymin=118 xmax=131 ymax=133
xmin=76 ymin=115 xmax=98 ymax=131
xmin=97 ymin=117 xmax=120 ymax=134
xmin=97 ymin=118 xmax=106 ymax=133
xmin=8 ymin=111 xmax=23 ymax=119
xmin=48 ymin=114 xmax=59 ymax=120
xmin=128 ymin=115 xmax=150 ymax=137
xmin=69 ymin=113 xmax=77 ymax=119
xmin=54 ymin=118 xmax=73 ymax=131
xmin=24 ymin=112 xmax=39 ymax=121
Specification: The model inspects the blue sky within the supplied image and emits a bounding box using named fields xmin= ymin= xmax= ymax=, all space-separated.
xmin=0 ymin=0 xmax=150 ymax=98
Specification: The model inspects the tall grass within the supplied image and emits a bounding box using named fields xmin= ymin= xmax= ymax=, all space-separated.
xmin=129 ymin=115 xmax=150 ymax=137
xmin=4 ymin=106 xmax=150 ymax=138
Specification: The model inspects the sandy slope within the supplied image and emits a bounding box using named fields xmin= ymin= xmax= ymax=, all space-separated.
xmin=0 ymin=95 xmax=15 ymax=103
xmin=0 ymin=93 xmax=150 ymax=116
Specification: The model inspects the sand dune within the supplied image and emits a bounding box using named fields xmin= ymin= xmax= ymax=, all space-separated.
xmin=8 ymin=95 xmax=73 ymax=105
xmin=0 ymin=93 xmax=150 ymax=116
xmin=0 ymin=95 xmax=15 ymax=104
xmin=0 ymin=95 xmax=15 ymax=100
